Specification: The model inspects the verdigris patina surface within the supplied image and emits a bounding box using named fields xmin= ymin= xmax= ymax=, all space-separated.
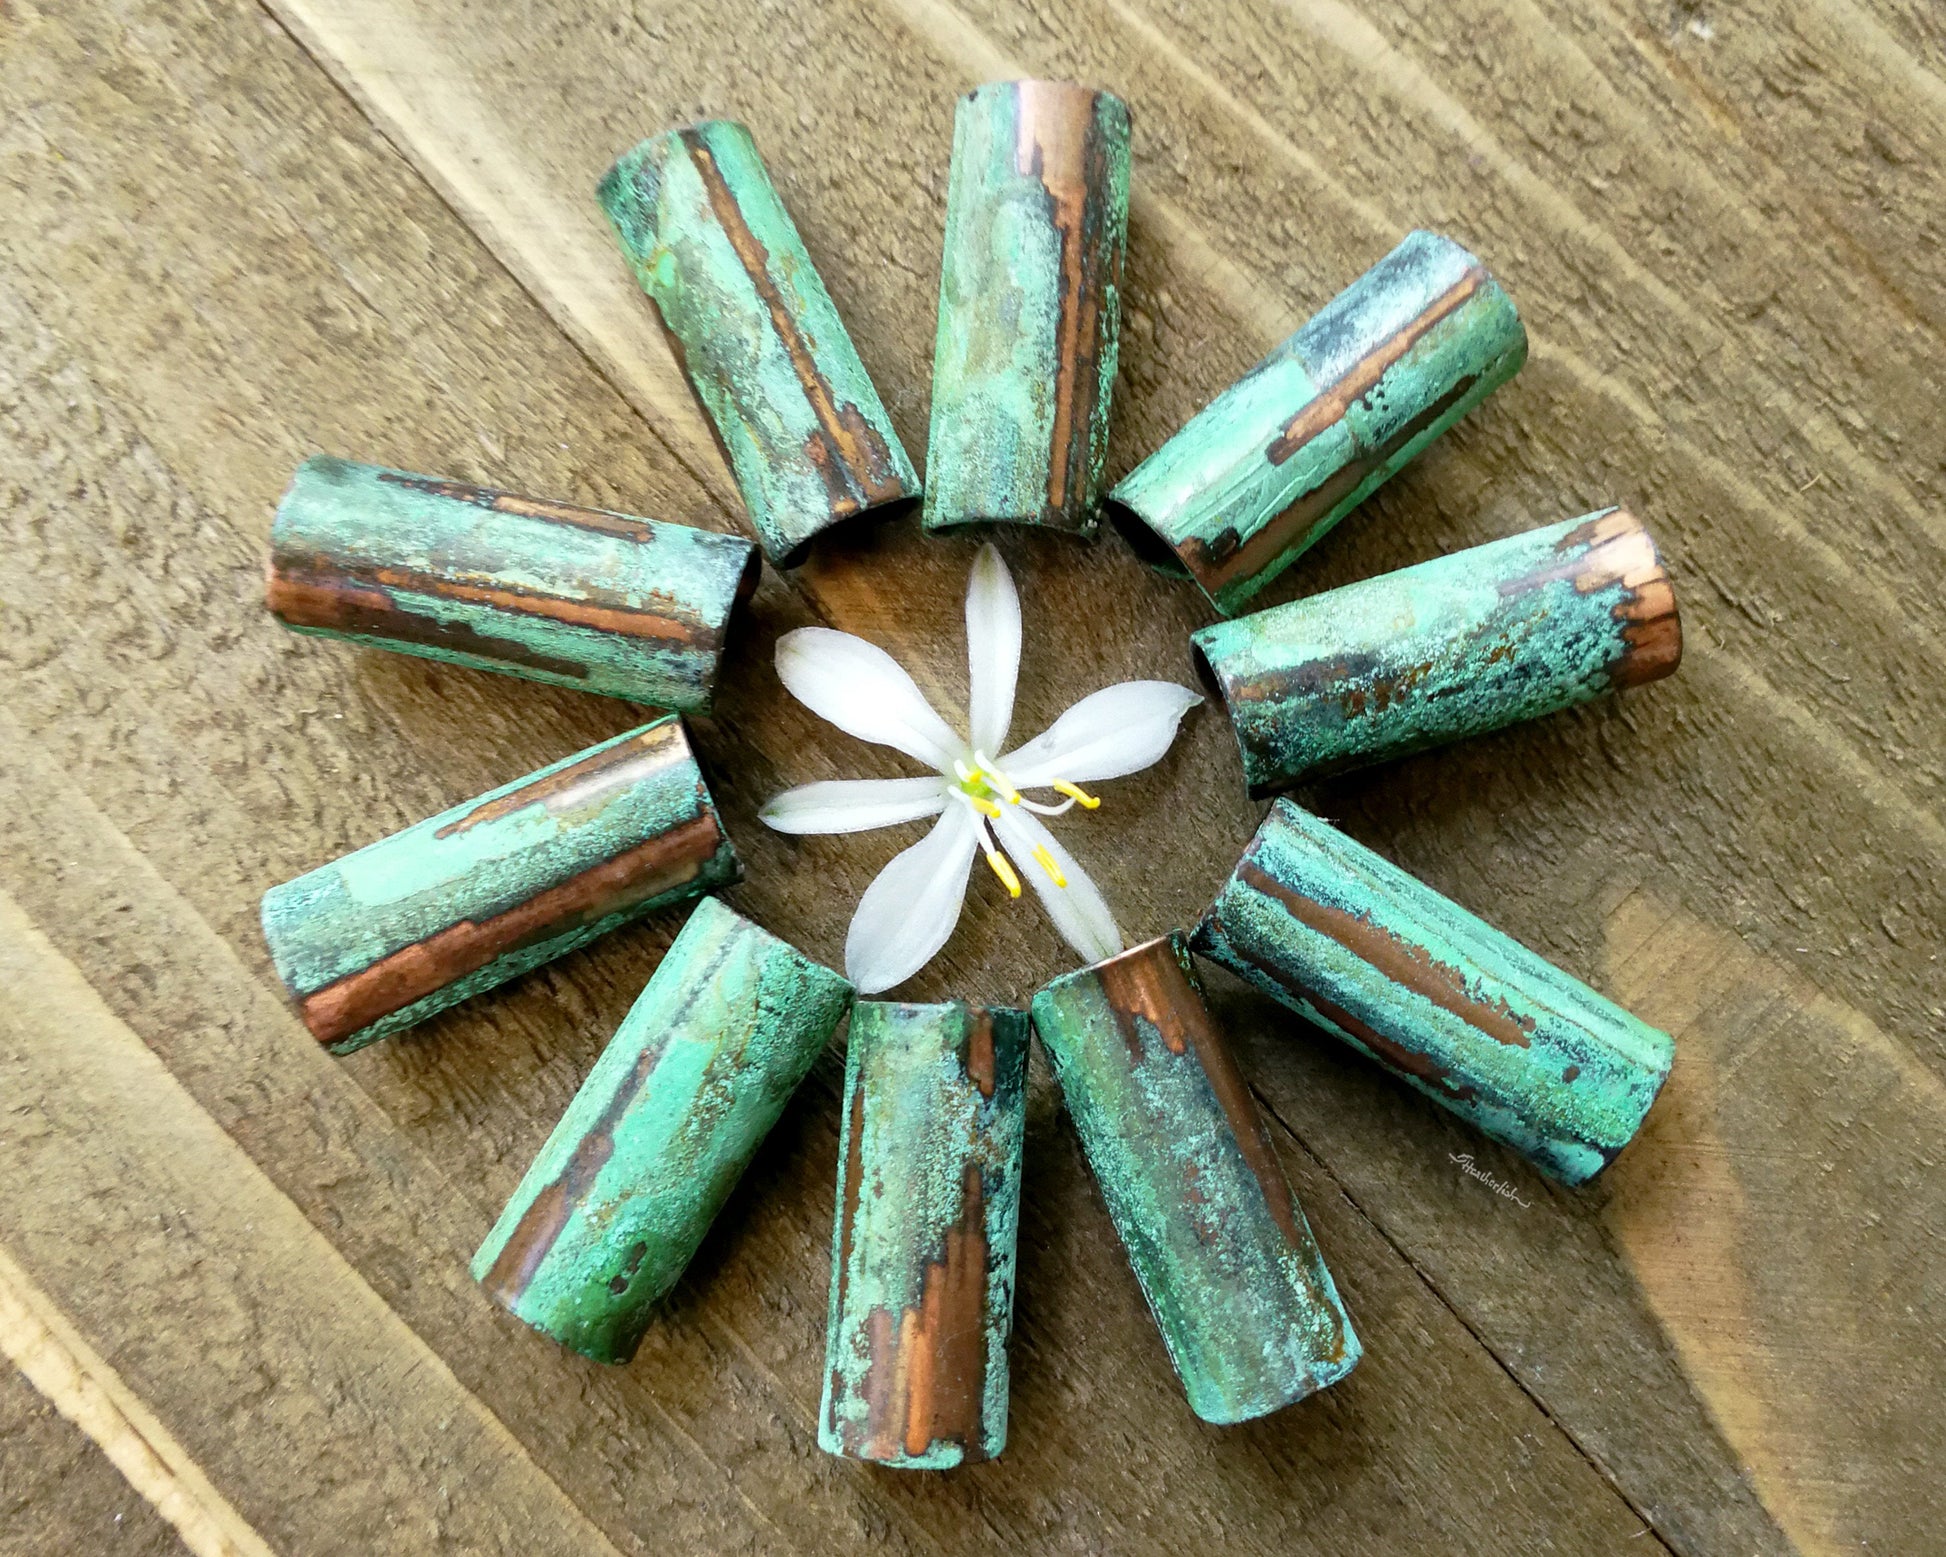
xmin=924 ymin=80 xmax=1131 ymax=536
xmin=1110 ymin=230 xmax=1526 ymax=615
xmin=1190 ymin=506 xmax=1682 ymax=794
xmin=599 ymin=119 xmax=919 ymax=566
xmin=260 ymin=717 xmax=739 ymax=1053
xmin=473 ymin=897 xmax=853 ymax=1363
xmin=1031 ymin=932 xmax=1359 ymax=1424
xmin=1195 ymin=800 xmax=1676 ymax=1186
xmin=822 ymin=1001 xmax=1029 ymax=1468
xmin=266 ymin=455 xmax=759 ymax=711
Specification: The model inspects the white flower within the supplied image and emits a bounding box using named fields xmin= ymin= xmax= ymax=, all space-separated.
xmin=760 ymin=545 xmax=1202 ymax=994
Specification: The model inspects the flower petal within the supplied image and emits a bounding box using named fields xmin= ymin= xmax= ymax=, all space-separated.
xmin=965 ymin=543 xmax=1021 ymax=757
xmin=844 ymin=804 xmax=980 ymax=993
xmin=760 ymin=776 xmax=949 ymax=835
xmin=776 ymin=627 xmax=965 ymax=771
xmin=990 ymin=805 xmax=1123 ymax=966
xmin=1000 ymin=681 xmax=1202 ymax=788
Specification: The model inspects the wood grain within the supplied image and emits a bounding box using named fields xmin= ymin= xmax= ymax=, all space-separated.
xmin=2 ymin=0 xmax=1940 ymax=1551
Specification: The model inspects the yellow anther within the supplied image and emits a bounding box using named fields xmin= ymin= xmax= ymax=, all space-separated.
xmin=984 ymin=849 xmax=1022 ymax=898
xmin=1030 ymin=844 xmax=1067 ymax=888
xmin=1053 ymin=780 xmax=1101 ymax=810
xmin=968 ymin=794 xmax=1002 ymax=820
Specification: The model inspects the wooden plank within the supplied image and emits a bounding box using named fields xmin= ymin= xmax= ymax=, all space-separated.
xmin=0 ymin=1245 xmax=271 ymax=1557
xmin=0 ymin=891 xmax=629 ymax=1557
xmin=0 ymin=3 xmax=1690 ymax=1552
xmin=0 ymin=1362 xmax=191 ymax=1557
xmin=0 ymin=243 xmax=1665 ymax=1557
xmin=1 ymin=0 xmax=1940 ymax=1551
xmin=224 ymin=0 xmax=1945 ymax=1551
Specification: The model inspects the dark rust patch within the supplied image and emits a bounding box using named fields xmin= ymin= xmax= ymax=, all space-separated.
xmin=608 ymin=1242 xmax=650 ymax=1295
xmin=681 ymin=132 xmax=906 ymax=516
xmin=298 ymin=809 xmax=726 ymax=1045
xmin=433 ymin=723 xmax=683 ymax=839
xmin=1235 ymin=858 xmax=1536 ymax=1049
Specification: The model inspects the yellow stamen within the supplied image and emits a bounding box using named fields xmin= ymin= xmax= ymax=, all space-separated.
xmin=984 ymin=849 xmax=1022 ymax=898
xmin=968 ymin=794 xmax=1002 ymax=819
xmin=973 ymin=753 xmax=1020 ymax=803
xmin=1030 ymin=844 xmax=1067 ymax=888
xmin=1053 ymin=780 xmax=1101 ymax=810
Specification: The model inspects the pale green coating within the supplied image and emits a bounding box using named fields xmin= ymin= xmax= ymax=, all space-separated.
xmin=924 ymin=81 xmax=1131 ymax=535
xmin=1032 ymin=934 xmax=1360 ymax=1424
xmin=471 ymin=897 xmax=852 ymax=1363
xmin=1110 ymin=230 xmax=1526 ymax=615
xmin=599 ymin=120 xmax=919 ymax=567
xmin=267 ymin=455 xmax=757 ymax=712
xmin=1195 ymin=801 xmax=1675 ymax=1186
xmin=1190 ymin=508 xmax=1680 ymax=795
xmin=820 ymin=1003 xmax=1029 ymax=1469
xmin=261 ymin=717 xmax=740 ymax=1054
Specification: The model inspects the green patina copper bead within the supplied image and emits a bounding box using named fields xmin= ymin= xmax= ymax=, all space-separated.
xmin=472 ymin=898 xmax=852 ymax=1363
xmin=261 ymin=717 xmax=740 ymax=1055
xmin=923 ymin=80 xmax=1132 ymax=537
xmin=820 ymin=1002 xmax=1030 ymax=1469
xmin=1194 ymin=801 xmax=1676 ymax=1186
xmin=265 ymin=455 xmax=760 ymax=712
xmin=1030 ymin=933 xmax=1359 ymax=1424
xmin=1109 ymin=230 xmax=1527 ymax=616
xmin=598 ymin=119 xmax=920 ymax=567
xmin=1191 ymin=506 xmax=1683 ymax=796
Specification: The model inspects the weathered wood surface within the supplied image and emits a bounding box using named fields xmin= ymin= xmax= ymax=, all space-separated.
xmin=0 ymin=0 xmax=1940 ymax=1554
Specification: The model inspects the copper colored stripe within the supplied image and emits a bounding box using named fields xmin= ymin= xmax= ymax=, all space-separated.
xmin=297 ymin=809 xmax=724 ymax=1046
xmin=1013 ymin=82 xmax=1109 ymax=518
xmin=480 ymin=934 xmax=739 ymax=1306
xmin=264 ymin=567 xmax=619 ymax=681
xmin=271 ymin=554 xmax=714 ymax=649
xmin=855 ymin=1165 xmax=990 ymax=1463
xmin=965 ymin=1008 xmax=997 ymax=1099
xmin=1184 ymin=371 xmax=1480 ymax=592
xmin=1092 ymin=935 xmax=1197 ymax=1060
xmin=1166 ymin=967 xmax=1309 ymax=1253
xmin=682 ymin=134 xmax=904 ymax=513
xmin=374 ymin=472 xmax=664 ymax=542
xmin=1261 ymin=957 xmax=1479 ymax=1104
xmin=1235 ymin=858 xmax=1535 ymax=1049
xmin=1266 ymin=269 xmax=1484 ymax=464
xmin=435 ymin=724 xmax=683 ymax=838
